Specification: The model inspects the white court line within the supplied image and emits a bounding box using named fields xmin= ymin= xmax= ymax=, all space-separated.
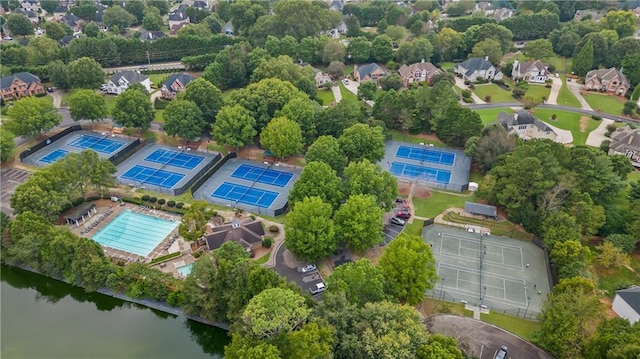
xmin=440 ymin=235 xmax=524 ymax=270
xmin=438 ymin=263 xmax=528 ymax=304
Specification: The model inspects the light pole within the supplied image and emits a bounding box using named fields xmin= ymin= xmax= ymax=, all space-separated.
xmin=440 ymin=277 xmax=445 ymax=300
xmin=524 ymin=296 xmax=531 ymax=318
xmin=480 ymin=286 xmax=487 ymax=305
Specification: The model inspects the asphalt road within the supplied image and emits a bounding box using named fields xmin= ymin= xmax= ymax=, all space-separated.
xmin=103 ymin=62 xmax=186 ymax=73
xmin=0 ymin=167 xmax=31 ymax=217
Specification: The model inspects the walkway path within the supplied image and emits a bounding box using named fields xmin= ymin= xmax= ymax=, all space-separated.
xmin=586 ymin=118 xmax=614 ymax=147
xmin=545 ymin=77 xmax=562 ymax=105
xmin=454 ymin=78 xmax=486 ymax=104
xmin=330 ymin=84 xmax=342 ymax=103
xmin=544 ymin=121 xmax=573 ymax=144
xmin=566 ymin=79 xmax=593 ymax=111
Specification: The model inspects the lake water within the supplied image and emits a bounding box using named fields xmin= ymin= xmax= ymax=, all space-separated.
xmin=0 ymin=265 xmax=229 ymax=359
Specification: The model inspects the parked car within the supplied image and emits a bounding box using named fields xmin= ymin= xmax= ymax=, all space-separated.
xmin=301 ymin=264 xmax=317 ymax=273
xmin=395 ymin=210 xmax=411 ymax=219
xmin=395 ymin=197 xmax=406 ymax=203
xmin=100 ymin=84 xmax=108 ymax=91
xmin=3 ymin=36 xmax=13 ymax=40
xmin=390 ymin=217 xmax=406 ymax=226
xmin=47 ymin=87 xmax=54 ymax=93
xmin=343 ymin=79 xmax=349 ymax=85
xmin=309 ymin=282 xmax=326 ymax=295
xmin=494 ymin=345 xmax=508 ymax=359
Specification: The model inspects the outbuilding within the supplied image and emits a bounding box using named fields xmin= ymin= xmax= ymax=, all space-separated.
xmin=65 ymin=202 xmax=97 ymax=226
xmin=464 ymin=202 xmax=497 ymax=219
xmin=612 ymin=286 xmax=640 ymax=324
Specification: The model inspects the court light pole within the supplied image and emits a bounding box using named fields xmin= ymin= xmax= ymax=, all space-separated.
xmin=524 ymin=296 xmax=531 ymax=318
xmin=480 ymin=286 xmax=487 ymax=306
xmin=440 ymin=277 xmax=445 ymax=300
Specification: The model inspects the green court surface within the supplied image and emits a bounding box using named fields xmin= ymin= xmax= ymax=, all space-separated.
xmin=423 ymin=224 xmax=548 ymax=317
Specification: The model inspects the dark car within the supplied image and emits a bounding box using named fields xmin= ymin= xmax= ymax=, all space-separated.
xmin=47 ymin=87 xmax=54 ymax=93
xmin=390 ymin=217 xmax=406 ymax=226
xmin=395 ymin=197 xmax=407 ymax=203
xmin=395 ymin=210 xmax=411 ymax=219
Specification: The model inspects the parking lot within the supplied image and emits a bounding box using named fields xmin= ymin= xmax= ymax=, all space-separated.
xmin=381 ymin=197 xmax=410 ymax=246
xmin=273 ymin=245 xmax=327 ymax=299
xmin=0 ymin=167 xmax=31 ymax=217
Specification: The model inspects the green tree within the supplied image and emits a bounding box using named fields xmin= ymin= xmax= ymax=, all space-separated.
xmin=142 ymin=6 xmax=163 ymax=31
xmin=621 ymin=53 xmax=640 ymax=89
xmin=601 ymin=10 xmax=637 ymax=38
xmin=305 ymin=135 xmax=347 ymax=174
xmin=343 ymin=159 xmax=398 ymax=210
xmin=271 ymin=0 xmax=341 ymax=40
xmin=572 ymin=38 xmax=594 ymax=77
xmin=609 ymin=155 xmax=634 ymax=180
xmin=48 ymin=60 xmax=70 ymax=89
xmin=550 ymin=240 xmax=590 ymax=268
xmin=211 ymin=105 xmax=257 ymax=152
xmin=84 ymin=21 xmax=100 ymax=38
xmin=358 ymin=80 xmax=378 ymax=101
xmin=250 ymin=56 xmax=317 ymax=98
xmin=436 ymin=105 xmax=482 ymax=146
xmin=124 ymin=0 xmax=145 ymax=24
xmin=585 ymin=317 xmax=640 ymax=359
xmin=25 ymin=37 xmax=61 ymax=66
xmin=345 ymin=14 xmax=361 ymax=37
xmin=541 ymin=211 xmax=583 ymax=249
xmin=463 ymin=23 xmax=513 ymax=53
xmin=40 ymin=0 xmax=59 ymax=12
xmin=396 ymin=37 xmax=433 ymax=65
xmin=317 ymin=99 xmax=364 ymax=137
xmin=470 ymin=39 xmax=503 ymax=65
xmin=371 ymin=34 xmax=394 ymax=63
xmin=417 ymin=334 xmax=465 ymax=359
xmin=182 ymin=78 xmax=223 ymax=125
xmin=467 ymin=124 xmax=518 ymax=173
xmin=605 ymin=233 xmax=638 ymax=254
xmin=523 ymin=39 xmax=555 ymax=60
xmin=112 ymin=89 xmax=154 ymax=130
xmin=6 ymin=14 xmax=33 ymax=37
xmin=225 ymin=335 xmax=282 ymax=359
xmin=44 ymin=21 xmax=71 ymax=41
xmin=338 ymin=123 xmax=385 ymax=163
xmin=629 ymin=181 xmax=640 ymax=201
xmin=10 ymin=174 xmax=68 ymax=222
xmin=178 ymin=202 xmax=208 ymax=242
xmin=435 ymin=28 xmax=463 ymax=61
xmin=288 ymin=161 xmax=343 ymax=209
xmin=347 ymin=36 xmax=371 ymax=63
xmin=334 ymin=194 xmax=383 ymax=251
xmin=379 ymin=74 xmax=404 ymax=91
xmin=67 ymin=57 xmax=105 ymax=89
xmin=322 ymin=39 xmax=346 ymax=65
xmin=385 ymin=25 xmax=406 ymax=42
xmin=276 ymin=96 xmax=318 ymax=144
xmin=148 ymin=0 xmax=170 ymax=15
xmin=326 ymin=258 xmax=386 ymax=306
xmin=69 ymin=89 xmax=108 ymax=122
xmin=285 ymin=196 xmax=336 ymax=261
xmin=594 ymin=242 xmax=630 ymax=269
xmin=260 ymin=117 xmax=303 ymax=160
xmin=241 ymin=287 xmax=310 ymax=339
xmin=379 ymin=233 xmax=437 ymax=305
xmin=7 ymin=97 xmax=62 ymax=137
xmin=103 ymin=5 xmax=136 ymax=31
xmin=163 ymin=100 xmax=204 ymax=141
xmin=0 ymin=129 xmax=15 ymax=163
xmin=279 ymin=322 xmax=335 ymax=359
xmin=325 ymin=61 xmax=345 ymax=80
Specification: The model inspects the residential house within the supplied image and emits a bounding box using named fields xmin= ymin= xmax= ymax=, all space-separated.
xmin=584 ymin=67 xmax=630 ymax=96
xmin=511 ymin=59 xmax=550 ymax=83
xmin=454 ymin=57 xmax=503 ymax=82
xmin=222 ymin=21 xmax=234 ymax=36
xmin=60 ymin=13 xmax=81 ymax=32
xmin=354 ymin=63 xmax=388 ymax=83
xmin=397 ymin=59 xmax=442 ymax=87
xmin=12 ymin=9 xmax=39 ymax=24
xmin=496 ymin=110 xmax=559 ymax=142
xmin=573 ymin=10 xmax=603 ymax=21
xmin=200 ymin=218 xmax=266 ymax=253
xmin=0 ymin=72 xmax=45 ymax=103
xmin=326 ymin=19 xmax=347 ymax=39
xmin=475 ymin=1 xmax=494 ymax=15
xmin=634 ymin=6 xmax=640 ymax=18
xmin=58 ymin=33 xmax=81 ymax=47
xmin=53 ymin=6 xmax=68 ymax=20
xmin=160 ymin=73 xmax=196 ymax=99
xmin=492 ymin=7 xmax=513 ymax=21
xmin=20 ymin=0 xmax=40 ymax=12
xmin=313 ymin=68 xmax=332 ymax=87
xmin=193 ymin=0 xmax=209 ymax=9
xmin=612 ymin=286 xmax=640 ymax=324
xmin=608 ymin=126 xmax=640 ymax=168
xmin=106 ymin=71 xmax=151 ymax=95
xmin=138 ymin=30 xmax=166 ymax=42
xmin=329 ymin=0 xmax=344 ymax=11
xmin=168 ymin=9 xmax=190 ymax=30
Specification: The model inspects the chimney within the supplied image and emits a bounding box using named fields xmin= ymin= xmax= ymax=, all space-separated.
xmin=421 ymin=58 xmax=425 ymax=63
xmin=485 ymin=56 xmax=489 ymax=61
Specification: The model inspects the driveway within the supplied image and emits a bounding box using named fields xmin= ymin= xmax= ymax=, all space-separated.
xmin=545 ymin=77 xmax=562 ymax=105
xmin=454 ymin=78 xmax=486 ymax=104
xmin=331 ymin=84 xmax=342 ymax=103
xmin=341 ymin=80 xmax=375 ymax=106
xmin=586 ymin=118 xmax=614 ymax=147
xmin=0 ymin=167 xmax=31 ymax=217
xmin=273 ymin=244 xmax=325 ymax=297
xmin=425 ymin=315 xmax=554 ymax=359
xmin=565 ymin=79 xmax=593 ymax=111
xmin=544 ymin=122 xmax=573 ymax=144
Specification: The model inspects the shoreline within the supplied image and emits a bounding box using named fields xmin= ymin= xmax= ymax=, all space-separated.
xmin=5 ymin=263 xmax=230 ymax=331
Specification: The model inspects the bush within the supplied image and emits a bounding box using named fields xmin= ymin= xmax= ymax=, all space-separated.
xmin=262 ymin=236 xmax=273 ymax=248
xmin=268 ymin=225 xmax=279 ymax=233
xmin=149 ymin=197 xmax=157 ymax=203
xmin=591 ymin=115 xmax=602 ymax=121
xmin=142 ymin=194 xmax=150 ymax=201
xmin=551 ymin=114 xmax=557 ymax=120
xmin=463 ymin=97 xmax=474 ymax=103
xmin=461 ymin=89 xmax=472 ymax=98
xmin=122 ymin=196 xmax=143 ymax=205
xmin=157 ymin=198 xmax=166 ymax=205
xmin=512 ymin=88 xmax=525 ymax=99
xmin=484 ymin=95 xmax=491 ymax=102
xmin=154 ymin=98 xmax=170 ymax=110
xmin=167 ymin=200 xmax=176 ymax=207
xmin=176 ymin=202 xmax=184 ymax=209
xmin=250 ymin=215 xmax=256 ymax=220
xmin=193 ymin=250 xmax=203 ymax=258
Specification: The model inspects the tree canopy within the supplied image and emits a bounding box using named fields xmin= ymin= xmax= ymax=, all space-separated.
xmin=163 ymin=100 xmax=205 ymax=140
xmin=7 ymin=97 xmax=62 ymax=137
xmin=69 ymin=90 xmax=108 ymax=122
xmin=285 ymin=196 xmax=337 ymax=261
xmin=338 ymin=123 xmax=385 ymax=163
xmin=334 ymin=194 xmax=384 ymax=252
xmin=259 ymin=117 xmax=304 ymax=160
xmin=211 ymin=105 xmax=257 ymax=152
xmin=112 ymin=88 xmax=154 ymax=130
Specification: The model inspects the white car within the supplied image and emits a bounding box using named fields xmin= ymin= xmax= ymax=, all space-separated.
xmin=494 ymin=345 xmax=508 ymax=359
xmin=301 ymin=264 xmax=317 ymax=273
xmin=3 ymin=36 xmax=13 ymax=40
xmin=343 ymin=79 xmax=349 ymax=85
xmin=309 ymin=282 xmax=326 ymax=295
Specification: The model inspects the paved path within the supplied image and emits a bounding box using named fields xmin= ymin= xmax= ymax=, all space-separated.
xmin=454 ymin=78 xmax=486 ymax=104
xmin=330 ymin=84 xmax=342 ymax=103
xmin=50 ymin=90 xmax=64 ymax=108
xmin=545 ymin=122 xmax=573 ymax=144
xmin=586 ymin=118 xmax=614 ymax=147
xmin=565 ymin=80 xmax=593 ymax=111
xmin=545 ymin=77 xmax=562 ymax=105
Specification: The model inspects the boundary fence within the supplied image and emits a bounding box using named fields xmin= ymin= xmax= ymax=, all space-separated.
xmin=108 ymin=138 xmax=143 ymax=166
xmin=19 ymin=125 xmax=82 ymax=163
xmin=189 ymin=152 xmax=236 ymax=196
xmin=424 ymin=289 xmax=540 ymax=321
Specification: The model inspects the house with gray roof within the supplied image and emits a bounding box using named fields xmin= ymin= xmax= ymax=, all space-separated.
xmin=138 ymin=30 xmax=166 ymax=42
xmin=608 ymin=125 xmax=640 ymax=168
xmin=612 ymin=286 xmax=640 ymax=324
xmin=492 ymin=7 xmax=514 ymax=21
xmin=512 ymin=59 xmax=550 ymax=83
xmin=584 ymin=67 xmax=630 ymax=96
xmin=106 ymin=71 xmax=151 ymax=95
xmin=313 ymin=68 xmax=332 ymax=88
xmin=12 ymin=8 xmax=39 ymax=24
xmin=161 ymin=73 xmax=196 ymax=99
xmin=222 ymin=21 xmax=234 ymax=36
xmin=53 ymin=6 xmax=69 ymax=20
xmin=203 ymin=218 xmax=266 ymax=253
xmin=20 ymin=0 xmax=40 ymax=12
xmin=454 ymin=57 xmax=503 ymax=82
xmin=1 ymin=72 xmax=45 ymax=102
xmin=354 ymin=63 xmax=388 ymax=83
xmin=168 ymin=9 xmax=190 ymax=30
xmin=496 ymin=110 xmax=558 ymax=142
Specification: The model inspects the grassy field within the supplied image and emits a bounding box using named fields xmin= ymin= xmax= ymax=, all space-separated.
xmin=389 ymin=130 xmax=447 ymax=147
xmin=628 ymin=170 xmax=640 ymax=183
xmin=583 ymin=93 xmax=626 ymax=115
xmin=405 ymin=219 xmax=424 ymax=236
xmin=154 ymin=109 xmax=165 ymax=123
xmin=525 ymin=84 xmax=551 ymax=102
xmin=316 ymin=89 xmax=335 ymax=105
xmin=546 ymin=55 xmax=573 ymax=74
xmin=440 ymin=62 xmax=456 ymax=70
xmin=441 ymin=212 xmax=534 ymax=241
xmin=343 ymin=64 xmax=354 ymax=77
xmin=148 ymin=73 xmax=176 ymax=89
xmin=480 ymin=312 xmax=540 ymax=341
xmin=473 ymin=107 xmax=514 ymax=124
xmin=413 ymin=191 xmax=476 ymax=218
xmin=556 ymin=75 xmax=581 ymax=107
xmin=531 ymin=108 xmax=599 ymax=145
xmin=473 ymin=84 xmax=514 ymax=103
xmin=339 ymin=82 xmax=357 ymax=102
xmin=594 ymin=264 xmax=640 ymax=297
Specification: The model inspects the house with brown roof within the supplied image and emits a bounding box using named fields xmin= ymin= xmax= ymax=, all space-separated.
xmin=0 ymin=72 xmax=45 ymax=103
xmin=202 ymin=218 xmax=266 ymax=253
xmin=398 ymin=59 xmax=442 ymax=87
xmin=353 ymin=63 xmax=388 ymax=83
xmin=584 ymin=67 xmax=630 ymax=96
xmin=160 ymin=73 xmax=196 ymax=99
xmin=608 ymin=126 xmax=640 ymax=168
xmin=511 ymin=59 xmax=550 ymax=83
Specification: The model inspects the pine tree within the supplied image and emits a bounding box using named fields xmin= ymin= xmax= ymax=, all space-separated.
xmin=572 ymin=38 xmax=594 ymax=77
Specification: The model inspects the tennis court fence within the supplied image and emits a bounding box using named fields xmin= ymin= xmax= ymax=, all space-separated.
xmin=20 ymin=125 xmax=82 ymax=164
xmin=171 ymin=151 xmax=222 ymax=196
xmin=190 ymin=152 xmax=237 ymax=196
xmin=424 ymin=289 xmax=540 ymax=321
xmin=108 ymin=138 xmax=143 ymax=166
xmin=415 ymin=179 xmax=468 ymax=192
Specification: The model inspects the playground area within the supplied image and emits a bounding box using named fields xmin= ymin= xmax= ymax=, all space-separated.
xmin=423 ymin=224 xmax=549 ymax=317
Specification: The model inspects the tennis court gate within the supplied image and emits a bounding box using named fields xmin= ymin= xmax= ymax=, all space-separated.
xmin=19 ymin=125 xmax=82 ymax=166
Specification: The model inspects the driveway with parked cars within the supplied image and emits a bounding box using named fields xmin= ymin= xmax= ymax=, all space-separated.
xmin=273 ymin=244 xmax=326 ymax=298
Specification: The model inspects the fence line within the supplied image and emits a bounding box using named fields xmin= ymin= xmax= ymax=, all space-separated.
xmin=19 ymin=125 xmax=82 ymax=162
xmin=424 ymin=289 xmax=540 ymax=321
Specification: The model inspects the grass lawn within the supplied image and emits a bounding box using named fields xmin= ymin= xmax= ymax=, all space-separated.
xmin=255 ymin=252 xmax=270 ymax=265
xmin=546 ymin=55 xmax=572 ymax=74
xmin=531 ymin=108 xmax=599 ymax=145
xmin=389 ymin=130 xmax=447 ymax=147
xmin=480 ymin=312 xmax=539 ymax=341
xmin=154 ymin=109 xmax=165 ymax=123
xmin=440 ymin=62 xmax=455 ymax=70
xmin=473 ymin=107 xmax=514 ymax=124
xmin=148 ymin=73 xmax=176 ymax=89
xmin=412 ymin=191 xmax=476 ymax=218
xmin=594 ymin=264 xmax=640 ymax=297
xmin=628 ymin=169 xmax=640 ymax=183
xmin=316 ymin=89 xmax=335 ymax=105
xmin=583 ymin=92 xmax=626 ymax=115
xmin=525 ymin=84 xmax=551 ymax=102
xmin=338 ymin=82 xmax=357 ymax=102
xmin=441 ymin=211 xmax=534 ymax=241
xmin=343 ymin=64 xmax=354 ymax=77
xmin=556 ymin=75 xmax=581 ymax=107
xmin=405 ymin=219 xmax=424 ymax=236
xmin=473 ymin=83 xmax=514 ymax=103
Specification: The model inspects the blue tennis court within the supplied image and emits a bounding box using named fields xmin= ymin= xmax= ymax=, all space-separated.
xmin=230 ymin=164 xmax=293 ymax=187
xmin=144 ymin=149 xmax=204 ymax=170
xmin=390 ymin=161 xmax=452 ymax=184
xmin=211 ymin=182 xmax=279 ymax=208
xmin=39 ymin=149 xmax=68 ymax=163
xmin=396 ymin=145 xmax=455 ymax=166
xmin=67 ymin=134 xmax=125 ymax=154
xmin=121 ymin=165 xmax=184 ymax=188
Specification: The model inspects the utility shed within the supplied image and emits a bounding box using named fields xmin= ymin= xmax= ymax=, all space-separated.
xmin=464 ymin=202 xmax=497 ymax=219
xmin=612 ymin=286 xmax=640 ymax=324
xmin=65 ymin=202 xmax=96 ymax=226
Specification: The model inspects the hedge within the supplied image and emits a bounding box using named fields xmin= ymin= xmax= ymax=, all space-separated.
xmin=142 ymin=195 xmax=150 ymax=201
xmin=167 ymin=200 xmax=176 ymax=207
xmin=158 ymin=198 xmax=166 ymax=205
xmin=148 ymin=252 xmax=181 ymax=265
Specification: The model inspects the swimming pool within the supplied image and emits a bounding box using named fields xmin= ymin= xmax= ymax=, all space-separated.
xmin=92 ymin=210 xmax=179 ymax=257
xmin=176 ymin=263 xmax=194 ymax=277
